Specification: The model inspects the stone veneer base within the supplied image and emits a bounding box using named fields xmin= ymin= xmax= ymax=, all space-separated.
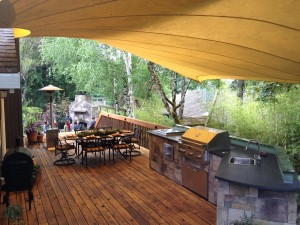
xmin=217 ymin=180 xmax=297 ymax=225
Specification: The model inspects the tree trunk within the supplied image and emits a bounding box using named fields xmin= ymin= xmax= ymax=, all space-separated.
xmin=179 ymin=77 xmax=187 ymax=120
xmin=147 ymin=61 xmax=190 ymax=124
xmin=122 ymin=77 xmax=130 ymax=116
xmin=21 ymin=72 xmax=28 ymax=102
xmin=123 ymin=52 xmax=134 ymax=117
xmin=113 ymin=75 xmax=120 ymax=115
xmin=205 ymin=88 xmax=220 ymax=127
xmin=237 ymin=80 xmax=246 ymax=102
xmin=147 ymin=62 xmax=172 ymax=115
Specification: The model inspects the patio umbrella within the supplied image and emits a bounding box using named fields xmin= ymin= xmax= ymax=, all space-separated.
xmin=39 ymin=85 xmax=63 ymax=128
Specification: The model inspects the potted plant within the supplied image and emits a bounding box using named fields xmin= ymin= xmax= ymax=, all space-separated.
xmin=24 ymin=123 xmax=38 ymax=143
xmin=23 ymin=106 xmax=43 ymax=144
xmin=25 ymin=121 xmax=45 ymax=143
xmin=37 ymin=125 xmax=44 ymax=143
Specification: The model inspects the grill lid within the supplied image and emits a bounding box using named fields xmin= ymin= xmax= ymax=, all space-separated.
xmin=2 ymin=147 xmax=34 ymax=192
xmin=181 ymin=126 xmax=231 ymax=150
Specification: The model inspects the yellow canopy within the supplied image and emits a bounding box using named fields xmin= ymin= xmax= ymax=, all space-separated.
xmin=1 ymin=0 xmax=299 ymax=83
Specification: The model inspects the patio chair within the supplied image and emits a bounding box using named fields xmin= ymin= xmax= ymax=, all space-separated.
xmin=124 ymin=127 xmax=142 ymax=157
xmin=51 ymin=135 xmax=76 ymax=165
xmin=81 ymin=138 xmax=107 ymax=167
xmin=111 ymin=135 xmax=132 ymax=162
xmin=129 ymin=127 xmax=142 ymax=149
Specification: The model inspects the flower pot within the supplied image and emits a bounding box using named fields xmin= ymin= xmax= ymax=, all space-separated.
xmin=27 ymin=132 xmax=38 ymax=143
xmin=37 ymin=134 xmax=44 ymax=143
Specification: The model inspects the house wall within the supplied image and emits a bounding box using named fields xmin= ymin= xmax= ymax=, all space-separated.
xmin=0 ymin=29 xmax=23 ymax=149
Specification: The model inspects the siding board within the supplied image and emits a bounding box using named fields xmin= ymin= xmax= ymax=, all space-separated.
xmin=0 ymin=28 xmax=23 ymax=148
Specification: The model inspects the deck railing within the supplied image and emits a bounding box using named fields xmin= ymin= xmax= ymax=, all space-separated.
xmin=95 ymin=112 xmax=169 ymax=149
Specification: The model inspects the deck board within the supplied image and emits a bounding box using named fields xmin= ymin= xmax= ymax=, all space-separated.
xmin=0 ymin=143 xmax=216 ymax=224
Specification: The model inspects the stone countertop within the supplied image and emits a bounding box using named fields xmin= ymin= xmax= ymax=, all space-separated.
xmin=148 ymin=129 xmax=300 ymax=191
xmin=148 ymin=130 xmax=182 ymax=142
xmin=215 ymin=145 xmax=300 ymax=192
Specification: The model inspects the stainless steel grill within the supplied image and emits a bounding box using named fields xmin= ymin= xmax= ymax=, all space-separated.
xmin=179 ymin=126 xmax=231 ymax=199
xmin=179 ymin=126 xmax=231 ymax=163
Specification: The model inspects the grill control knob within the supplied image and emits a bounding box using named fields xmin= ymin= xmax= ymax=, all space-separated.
xmin=197 ymin=155 xmax=202 ymax=159
xmin=189 ymin=152 xmax=194 ymax=156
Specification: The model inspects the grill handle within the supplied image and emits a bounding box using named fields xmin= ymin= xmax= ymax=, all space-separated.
xmin=204 ymin=150 xmax=209 ymax=162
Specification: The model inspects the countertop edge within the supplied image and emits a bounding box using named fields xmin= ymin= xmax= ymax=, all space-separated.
xmin=215 ymin=176 xmax=300 ymax=192
xmin=148 ymin=130 xmax=181 ymax=142
xmin=149 ymin=129 xmax=300 ymax=192
xmin=215 ymin=148 xmax=300 ymax=192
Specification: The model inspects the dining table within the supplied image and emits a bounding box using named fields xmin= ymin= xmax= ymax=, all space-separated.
xmin=61 ymin=130 xmax=136 ymax=161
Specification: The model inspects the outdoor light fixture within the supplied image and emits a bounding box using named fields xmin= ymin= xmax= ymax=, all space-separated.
xmin=39 ymin=84 xmax=63 ymax=128
xmin=13 ymin=28 xmax=31 ymax=38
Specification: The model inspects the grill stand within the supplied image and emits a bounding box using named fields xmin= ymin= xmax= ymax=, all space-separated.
xmin=1 ymin=147 xmax=34 ymax=210
xmin=2 ymin=187 xmax=34 ymax=210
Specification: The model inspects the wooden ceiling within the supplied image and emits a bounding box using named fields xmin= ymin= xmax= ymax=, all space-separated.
xmin=0 ymin=0 xmax=299 ymax=83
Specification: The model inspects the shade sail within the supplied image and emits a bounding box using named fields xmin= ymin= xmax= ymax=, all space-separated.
xmin=0 ymin=0 xmax=299 ymax=83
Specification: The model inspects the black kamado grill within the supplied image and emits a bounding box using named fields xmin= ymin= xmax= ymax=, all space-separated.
xmin=1 ymin=147 xmax=34 ymax=209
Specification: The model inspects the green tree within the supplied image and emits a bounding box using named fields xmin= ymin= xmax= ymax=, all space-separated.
xmin=20 ymin=38 xmax=45 ymax=105
xmin=147 ymin=61 xmax=191 ymax=124
xmin=208 ymin=82 xmax=300 ymax=165
xmin=40 ymin=38 xmax=153 ymax=116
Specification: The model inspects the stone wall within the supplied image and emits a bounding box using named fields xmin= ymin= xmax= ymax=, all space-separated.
xmin=217 ymin=180 xmax=297 ymax=225
xmin=149 ymin=134 xmax=182 ymax=184
xmin=149 ymin=134 xmax=224 ymax=205
xmin=208 ymin=154 xmax=222 ymax=204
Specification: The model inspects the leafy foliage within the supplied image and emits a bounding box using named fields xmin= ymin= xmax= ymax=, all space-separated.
xmin=21 ymin=37 xmax=300 ymax=172
xmin=39 ymin=38 xmax=153 ymax=109
xmin=230 ymin=212 xmax=260 ymax=225
xmin=208 ymin=84 xmax=300 ymax=165
xmin=22 ymin=106 xmax=43 ymax=133
xmin=135 ymin=94 xmax=173 ymax=126
xmin=6 ymin=205 xmax=23 ymax=225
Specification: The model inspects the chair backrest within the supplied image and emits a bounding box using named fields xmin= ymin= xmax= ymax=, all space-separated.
xmin=133 ymin=127 xmax=142 ymax=139
xmin=50 ymin=135 xmax=60 ymax=147
xmin=81 ymin=138 xmax=105 ymax=150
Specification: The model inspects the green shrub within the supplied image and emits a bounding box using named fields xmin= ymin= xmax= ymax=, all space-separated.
xmin=208 ymin=87 xmax=300 ymax=166
xmin=230 ymin=212 xmax=260 ymax=225
xmin=135 ymin=95 xmax=173 ymax=127
xmin=6 ymin=205 xmax=23 ymax=225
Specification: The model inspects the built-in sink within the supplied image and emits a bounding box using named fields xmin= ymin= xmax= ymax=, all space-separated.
xmin=229 ymin=157 xmax=256 ymax=165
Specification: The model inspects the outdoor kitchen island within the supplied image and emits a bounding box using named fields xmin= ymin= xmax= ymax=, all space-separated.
xmin=148 ymin=126 xmax=300 ymax=225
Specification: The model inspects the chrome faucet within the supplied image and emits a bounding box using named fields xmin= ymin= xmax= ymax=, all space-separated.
xmin=245 ymin=139 xmax=261 ymax=164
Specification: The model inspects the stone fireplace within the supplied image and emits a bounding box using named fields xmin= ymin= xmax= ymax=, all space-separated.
xmin=69 ymin=94 xmax=99 ymax=128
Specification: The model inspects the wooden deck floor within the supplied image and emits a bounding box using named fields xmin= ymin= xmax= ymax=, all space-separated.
xmin=0 ymin=144 xmax=216 ymax=225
